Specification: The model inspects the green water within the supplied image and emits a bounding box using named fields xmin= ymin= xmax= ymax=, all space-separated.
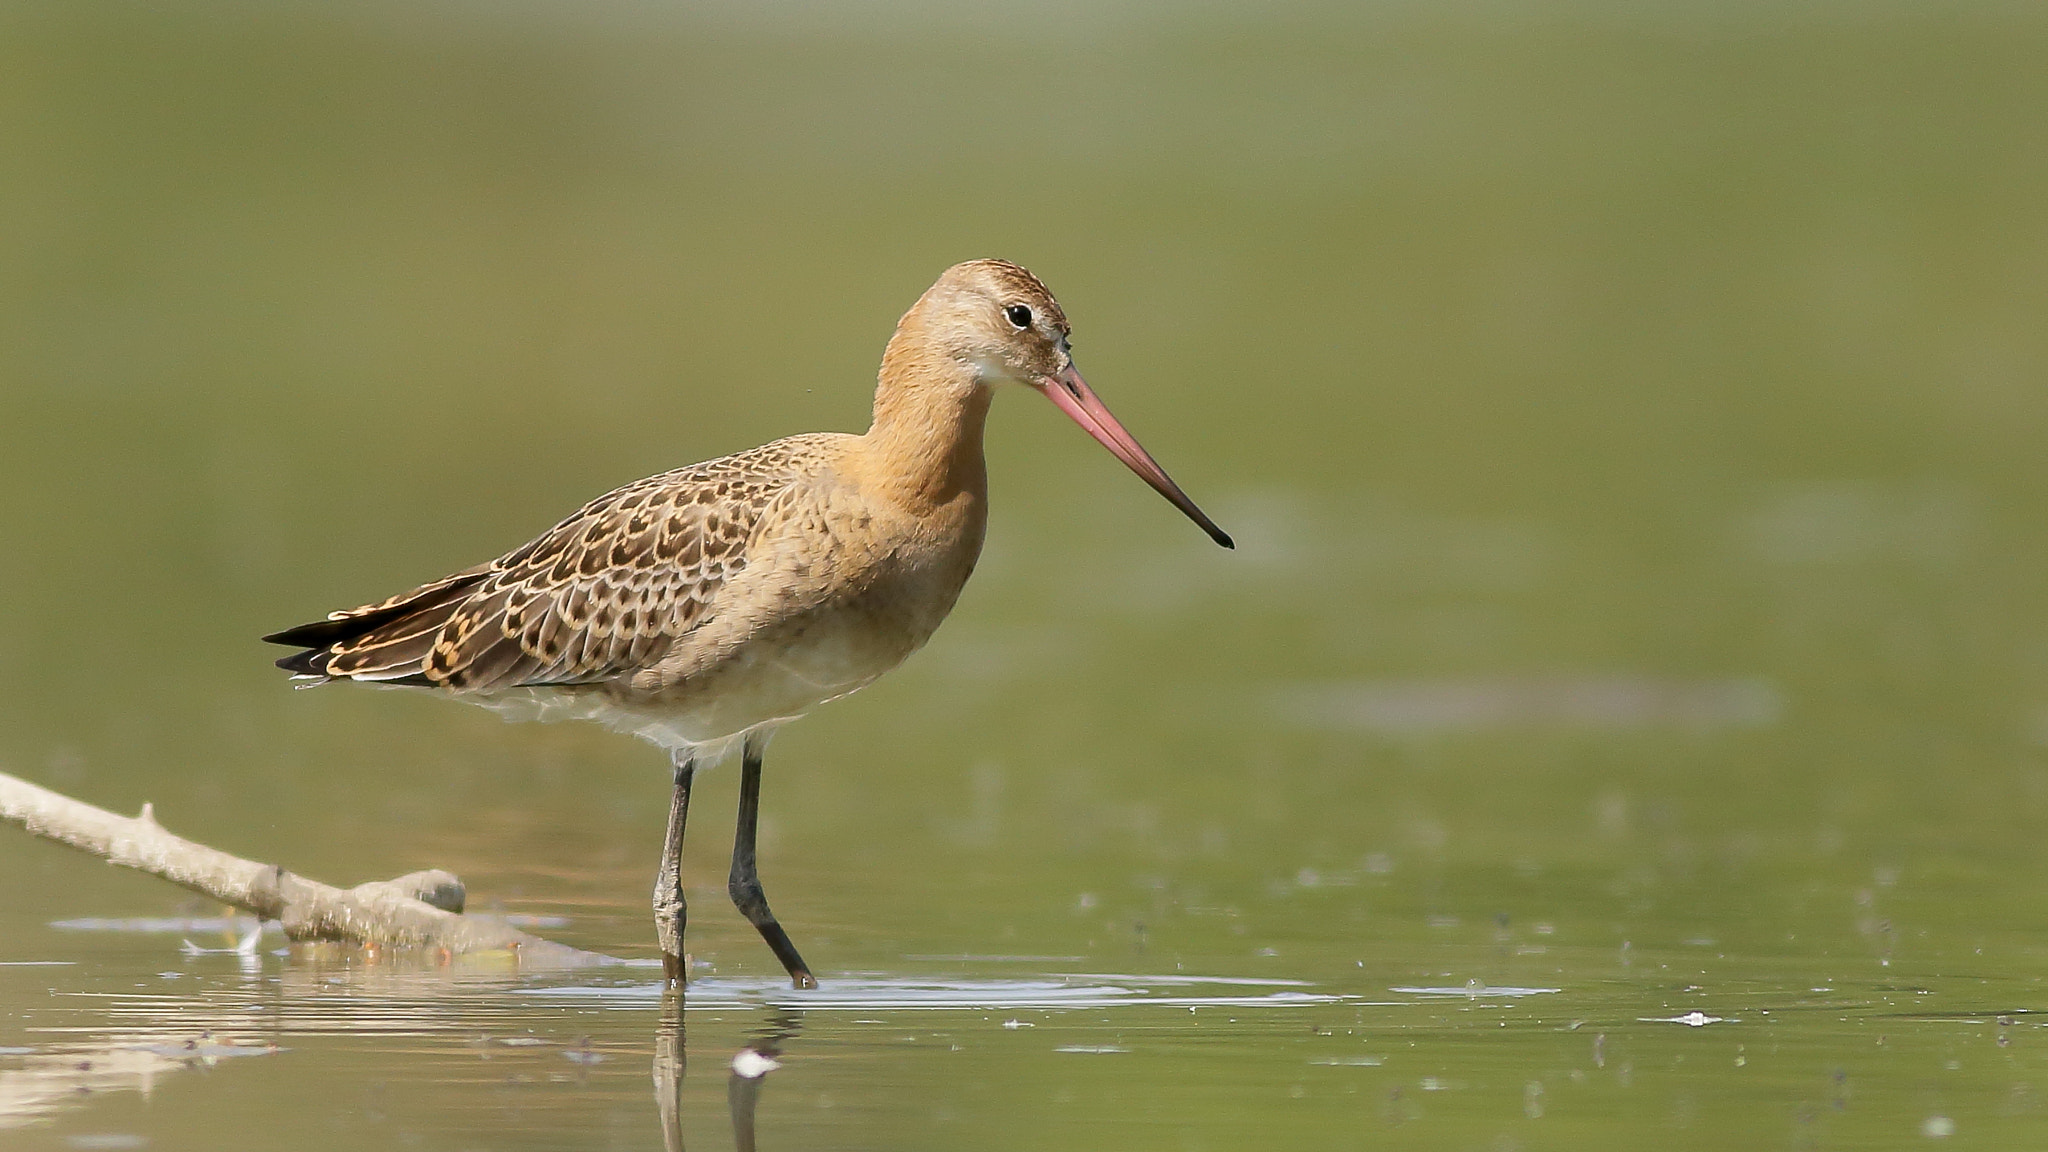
xmin=6 ymin=1 xmax=2048 ymax=1147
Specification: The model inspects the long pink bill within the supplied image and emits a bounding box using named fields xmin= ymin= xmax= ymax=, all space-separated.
xmin=1035 ymin=364 xmax=1234 ymax=549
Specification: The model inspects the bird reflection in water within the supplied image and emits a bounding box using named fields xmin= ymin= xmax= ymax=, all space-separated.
xmin=656 ymin=999 xmax=803 ymax=1152
xmin=1 ymin=955 xmax=811 ymax=1147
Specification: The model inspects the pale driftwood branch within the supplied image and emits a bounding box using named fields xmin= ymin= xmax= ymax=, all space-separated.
xmin=0 ymin=769 xmax=613 ymax=968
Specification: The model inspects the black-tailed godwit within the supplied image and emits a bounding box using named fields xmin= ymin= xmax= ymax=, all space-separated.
xmin=266 ymin=260 xmax=1232 ymax=987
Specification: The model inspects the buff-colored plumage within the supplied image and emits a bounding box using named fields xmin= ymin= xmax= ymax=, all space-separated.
xmin=268 ymin=261 xmax=1067 ymax=761
xmin=266 ymin=259 xmax=1228 ymax=985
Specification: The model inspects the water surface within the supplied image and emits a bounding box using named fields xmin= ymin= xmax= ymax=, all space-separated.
xmin=4 ymin=1 xmax=2048 ymax=1147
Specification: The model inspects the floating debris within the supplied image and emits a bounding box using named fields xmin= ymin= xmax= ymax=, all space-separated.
xmin=731 ymin=1048 xmax=781 ymax=1078
xmin=1642 ymin=1012 xmax=1729 ymax=1027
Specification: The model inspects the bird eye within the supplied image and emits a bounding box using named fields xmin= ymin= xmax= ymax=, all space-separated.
xmin=1004 ymin=304 xmax=1033 ymax=329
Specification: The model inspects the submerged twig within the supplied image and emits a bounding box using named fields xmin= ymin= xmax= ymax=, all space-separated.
xmin=0 ymin=769 xmax=611 ymax=968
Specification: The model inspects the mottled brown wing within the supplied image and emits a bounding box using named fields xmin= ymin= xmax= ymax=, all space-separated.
xmin=272 ymin=457 xmax=794 ymax=691
xmin=427 ymin=465 xmax=775 ymax=691
xmin=265 ymin=435 xmax=837 ymax=690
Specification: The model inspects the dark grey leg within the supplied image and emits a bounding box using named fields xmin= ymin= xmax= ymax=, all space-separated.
xmin=729 ymin=735 xmax=816 ymax=989
xmin=655 ymin=750 xmax=696 ymax=988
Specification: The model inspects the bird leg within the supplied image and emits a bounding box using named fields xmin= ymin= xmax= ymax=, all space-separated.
xmin=655 ymin=750 xmax=696 ymax=989
xmin=730 ymin=735 xmax=816 ymax=989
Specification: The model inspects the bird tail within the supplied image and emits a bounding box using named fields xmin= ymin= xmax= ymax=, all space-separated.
xmin=263 ymin=566 xmax=492 ymax=685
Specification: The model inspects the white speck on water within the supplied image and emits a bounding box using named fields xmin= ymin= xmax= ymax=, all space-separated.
xmin=731 ymin=1049 xmax=781 ymax=1078
xmin=1310 ymin=1056 xmax=1385 ymax=1066
xmin=1922 ymin=1115 xmax=1955 ymax=1138
xmin=1075 ymin=893 xmax=1097 ymax=911
xmin=1642 ymin=1012 xmax=1727 ymax=1026
xmin=1001 ymin=1019 xmax=1032 ymax=1029
xmin=1055 ymin=1045 xmax=1128 ymax=1054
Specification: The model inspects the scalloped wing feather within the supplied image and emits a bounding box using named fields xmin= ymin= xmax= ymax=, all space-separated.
xmin=268 ymin=437 xmax=830 ymax=693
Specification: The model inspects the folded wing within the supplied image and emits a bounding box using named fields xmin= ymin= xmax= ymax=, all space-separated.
xmin=265 ymin=459 xmax=788 ymax=693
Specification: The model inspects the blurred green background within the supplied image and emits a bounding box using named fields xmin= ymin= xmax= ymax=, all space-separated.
xmin=5 ymin=1 xmax=2048 ymax=1148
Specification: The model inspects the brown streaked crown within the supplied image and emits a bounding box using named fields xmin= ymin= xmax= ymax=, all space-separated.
xmin=887 ymin=260 xmax=1074 ymax=393
xmin=945 ymin=259 xmax=1069 ymax=335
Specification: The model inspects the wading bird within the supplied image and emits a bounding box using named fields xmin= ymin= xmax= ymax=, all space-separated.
xmin=265 ymin=260 xmax=1232 ymax=988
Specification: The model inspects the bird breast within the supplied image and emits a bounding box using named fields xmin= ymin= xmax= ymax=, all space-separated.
xmin=599 ymin=479 xmax=988 ymax=746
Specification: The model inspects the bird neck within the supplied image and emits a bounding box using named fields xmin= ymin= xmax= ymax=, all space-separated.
xmin=861 ymin=330 xmax=991 ymax=517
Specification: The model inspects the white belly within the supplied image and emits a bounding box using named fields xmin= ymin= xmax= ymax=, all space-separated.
xmin=461 ymin=595 xmax=930 ymax=765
